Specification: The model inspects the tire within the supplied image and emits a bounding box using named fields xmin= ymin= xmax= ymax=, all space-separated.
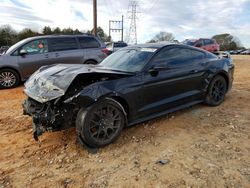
xmin=0 ymin=69 xmax=20 ymax=89
xmin=205 ymin=75 xmax=227 ymax=106
xmin=84 ymin=60 xmax=97 ymax=65
xmin=76 ymin=99 xmax=126 ymax=148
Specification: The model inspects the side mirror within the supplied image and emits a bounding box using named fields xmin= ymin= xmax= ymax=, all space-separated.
xmin=19 ymin=49 xmax=28 ymax=56
xmin=148 ymin=63 xmax=170 ymax=77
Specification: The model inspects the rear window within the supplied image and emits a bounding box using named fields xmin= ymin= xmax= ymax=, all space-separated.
xmin=78 ymin=37 xmax=100 ymax=48
xmin=204 ymin=39 xmax=214 ymax=45
xmin=50 ymin=38 xmax=78 ymax=51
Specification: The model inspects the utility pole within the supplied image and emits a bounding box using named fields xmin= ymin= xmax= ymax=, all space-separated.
xmin=93 ymin=0 xmax=97 ymax=36
xmin=121 ymin=15 xmax=124 ymax=42
xmin=109 ymin=15 xmax=124 ymax=42
xmin=127 ymin=1 xmax=139 ymax=44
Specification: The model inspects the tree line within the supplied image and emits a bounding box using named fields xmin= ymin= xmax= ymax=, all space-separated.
xmin=0 ymin=24 xmax=245 ymax=51
xmin=0 ymin=25 xmax=110 ymax=47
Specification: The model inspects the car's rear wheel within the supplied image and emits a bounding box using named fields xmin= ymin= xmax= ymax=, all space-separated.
xmin=76 ymin=99 xmax=126 ymax=148
xmin=84 ymin=60 xmax=97 ymax=65
xmin=0 ymin=69 xmax=20 ymax=89
xmin=205 ymin=75 xmax=227 ymax=106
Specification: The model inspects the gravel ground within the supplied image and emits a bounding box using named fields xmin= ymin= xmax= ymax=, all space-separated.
xmin=0 ymin=55 xmax=250 ymax=188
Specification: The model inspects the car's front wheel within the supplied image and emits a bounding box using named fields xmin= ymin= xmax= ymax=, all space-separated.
xmin=205 ymin=75 xmax=227 ymax=106
xmin=76 ymin=99 xmax=126 ymax=148
xmin=0 ymin=69 xmax=20 ymax=89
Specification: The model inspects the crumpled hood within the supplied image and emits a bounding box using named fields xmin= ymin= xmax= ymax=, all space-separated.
xmin=24 ymin=64 xmax=133 ymax=103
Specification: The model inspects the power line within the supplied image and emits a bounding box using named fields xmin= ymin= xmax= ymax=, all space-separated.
xmin=127 ymin=1 xmax=139 ymax=44
xmin=109 ymin=15 xmax=124 ymax=42
xmin=145 ymin=0 xmax=159 ymax=13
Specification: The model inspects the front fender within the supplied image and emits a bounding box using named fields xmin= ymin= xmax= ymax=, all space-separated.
xmin=64 ymin=85 xmax=118 ymax=108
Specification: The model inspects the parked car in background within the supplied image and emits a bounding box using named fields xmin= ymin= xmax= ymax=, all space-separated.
xmin=230 ymin=49 xmax=246 ymax=55
xmin=106 ymin=41 xmax=128 ymax=55
xmin=240 ymin=49 xmax=250 ymax=55
xmin=23 ymin=43 xmax=234 ymax=148
xmin=183 ymin=38 xmax=219 ymax=53
xmin=229 ymin=50 xmax=236 ymax=55
xmin=213 ymin=51 xmax=231 ymax=59
xmin=0 ymin=46 xmax=9 ymax=55
xmin=0 ymin=34 xmax=108 ymax=89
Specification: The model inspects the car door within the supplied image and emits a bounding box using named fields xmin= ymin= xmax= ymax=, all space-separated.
xmin=16 ymin=38 xmax=52 ymax=79
xmin=138 ymin=46 xmax=206 ymax=117
xmin=49 ymin=37 xmax=84 ymax=64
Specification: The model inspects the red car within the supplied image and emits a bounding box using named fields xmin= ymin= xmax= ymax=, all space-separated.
xmin=183 ymin=38 xmax=220 ymax=52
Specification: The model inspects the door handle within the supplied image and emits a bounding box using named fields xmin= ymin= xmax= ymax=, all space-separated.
xmin=55 ymin=53 xmax=59 ymax=57
xmin=44 ymin=54 xmax=49 ymax=58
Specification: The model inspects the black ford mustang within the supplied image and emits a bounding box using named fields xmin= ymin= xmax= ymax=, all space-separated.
xmin=23 ymin=43 xmax=234 ymax=148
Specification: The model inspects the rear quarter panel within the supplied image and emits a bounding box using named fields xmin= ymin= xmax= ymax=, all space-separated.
xmin=206 ymin=57 xmax=233 ymax=91
xmin=84 ymin=48 xmax=106 ymax=63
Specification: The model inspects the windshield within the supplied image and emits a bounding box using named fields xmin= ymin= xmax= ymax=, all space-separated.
xmin=99 ymin=48 xmax=157 ymax=72
xmin=5 ymin=38 xmax=30 ymax=54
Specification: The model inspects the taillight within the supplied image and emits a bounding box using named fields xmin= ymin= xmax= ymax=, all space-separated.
xmin=102 ymin=48 xmax=110 ymax=56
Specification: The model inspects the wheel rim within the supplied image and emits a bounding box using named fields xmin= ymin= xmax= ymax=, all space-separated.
xmin=211 ymin=79 xmax=226 ymax=102
xmin=88 ymin=104 xmax=122 ymax=143
xmin=0 ymin=71 xmax=16 ymax=87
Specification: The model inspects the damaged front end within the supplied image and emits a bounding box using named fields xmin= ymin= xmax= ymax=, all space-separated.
xmin=23 ymin=97 xmax=79 ymax=141
xmin=22 ymin=64 xmax=133 ymax=141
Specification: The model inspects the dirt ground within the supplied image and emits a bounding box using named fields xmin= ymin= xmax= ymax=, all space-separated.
xmin=0 ymin=55 xmax=250 ymax=188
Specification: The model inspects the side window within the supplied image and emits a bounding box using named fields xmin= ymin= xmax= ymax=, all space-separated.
xmin=152 ymin=47 xmax=180 ymax=65
xmin=196 ymin=40 xmax=203 ymax=47
xmin=20 ymin=39 xmax=48 ymax=55
xmin=206 ymin=52 xmax=217 ymax=59
xmin=191 ymin=50 xmax=205 ymax=60
xmin=50 ymin=38 xmax=78 ymax=52
xmin=78 ymin=37 xmax=100 ymax=48
xmin=152 ymin=47 xmax=204 ymax=68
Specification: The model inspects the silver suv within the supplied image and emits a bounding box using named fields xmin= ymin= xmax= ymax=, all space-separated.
xmin=0 ymin=34 xmax=107 ymax=88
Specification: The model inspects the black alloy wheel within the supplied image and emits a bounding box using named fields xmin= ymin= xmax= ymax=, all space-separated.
xmin=76 ymin=99 xmax=126 ymax=148
xmin=206 ymin=75 xmax=227 ymax=106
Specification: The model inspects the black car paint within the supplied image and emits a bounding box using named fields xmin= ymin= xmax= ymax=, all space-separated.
xmin=23 ymin=44 xmax=234 ymax=140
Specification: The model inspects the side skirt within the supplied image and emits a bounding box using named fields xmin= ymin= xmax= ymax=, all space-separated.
xmin=128 ymin=100 xmax=203 ymax=126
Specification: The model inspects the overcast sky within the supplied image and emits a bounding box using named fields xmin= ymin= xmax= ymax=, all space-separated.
xmin=0 ymin=0 xmax=250 ymax=47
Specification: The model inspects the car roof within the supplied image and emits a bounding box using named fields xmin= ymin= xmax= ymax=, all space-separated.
xmin=128 ymin=43 xmax=172 ymax=49
xmin=125 ymin=43 xmax=213 ymax=54
xmin=127 ymin=43 xmax=200 ymax=49
xmin=24 ymin=34 xmax=96 ymax=41
xmin=185 ymin=38 xmax=213 ymax=41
